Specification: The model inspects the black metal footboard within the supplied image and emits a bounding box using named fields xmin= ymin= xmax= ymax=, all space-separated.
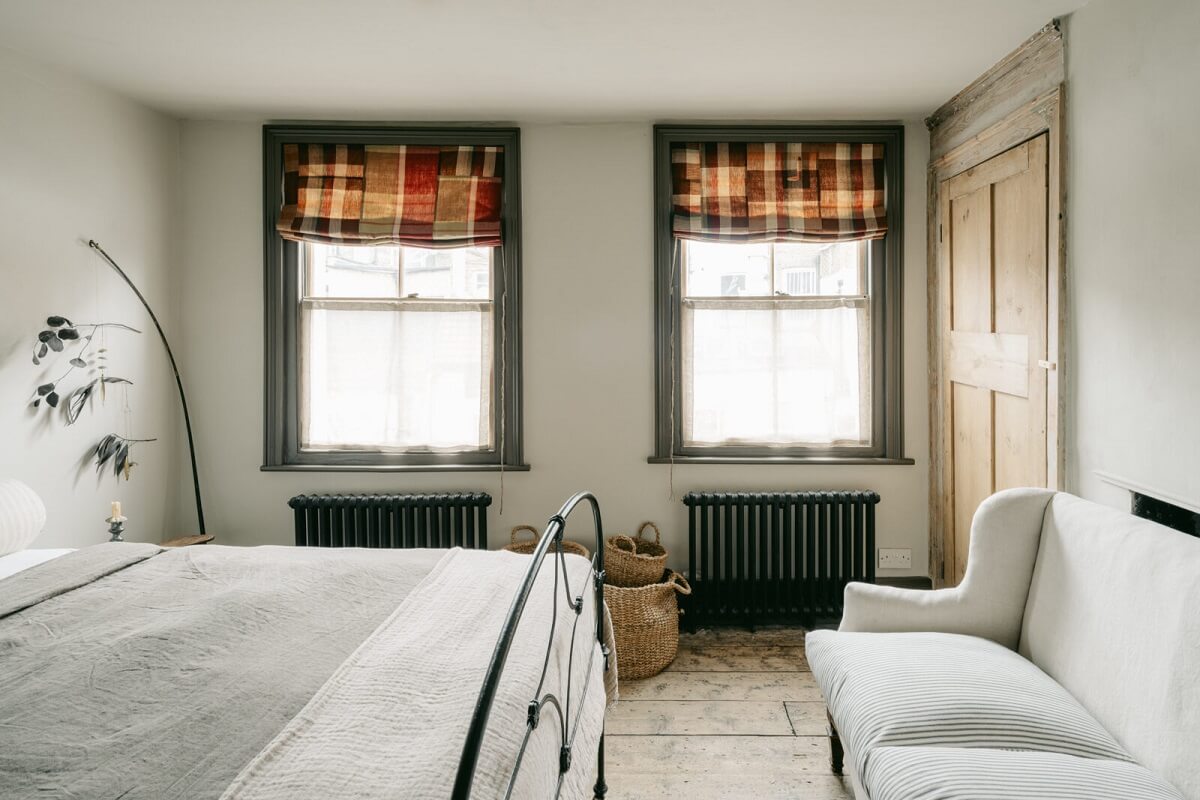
xmin=452 ymin=491 xmax=609 ymax=800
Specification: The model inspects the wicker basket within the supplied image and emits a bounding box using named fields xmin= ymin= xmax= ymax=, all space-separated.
xmin=502 ymin=525 xmax=590 ymax=559
xmin=606 ymin=570 xmax=692 ymax=680
xmin=605 ymin=521 xmax=668 ymax=587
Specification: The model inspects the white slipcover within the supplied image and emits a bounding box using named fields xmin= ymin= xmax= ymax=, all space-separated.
xmin=814 ymin=489 xmax=1200 ymax=800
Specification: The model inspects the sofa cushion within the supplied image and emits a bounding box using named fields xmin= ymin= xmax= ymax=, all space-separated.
xmin=1020 ymin=493 xmax=1200 ymax=800
xmin=864 ymin=746 xmax=1183 ymax=800
xmin=806 ymin=630 xmax=1133 ymax=774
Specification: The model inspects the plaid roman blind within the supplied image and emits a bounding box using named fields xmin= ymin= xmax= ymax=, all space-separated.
xmin=671 ymin=141 xmax=887 ymax=243
xmin=277 ymin=143 xmax=504 ymax=248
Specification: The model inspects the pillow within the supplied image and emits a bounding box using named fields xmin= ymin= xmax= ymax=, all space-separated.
xmin=0 ymin=548 xmax=74 ymax=580
xmin=0 ymin=479 xmax=47 ymax=556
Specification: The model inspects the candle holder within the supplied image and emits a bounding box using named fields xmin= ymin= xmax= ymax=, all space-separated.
xmin=106 ymin=515 xmax=128 ymax=543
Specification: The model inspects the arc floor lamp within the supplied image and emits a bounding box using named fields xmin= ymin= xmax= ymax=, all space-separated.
xmin=89 ymin=240 xmax=211 ymax=546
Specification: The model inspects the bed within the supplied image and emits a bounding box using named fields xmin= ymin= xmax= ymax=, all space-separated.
xmin=0 ymin=547 xmax=75 ymax=580
xmin=0 ymin=492 xmax=614 ymax=799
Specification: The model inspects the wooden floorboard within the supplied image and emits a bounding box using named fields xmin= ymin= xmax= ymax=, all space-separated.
xmin=669 ymin=643 xmax=809 ymax=672
xmin=619 ymin=670 xmax=821 ymax=702
xmin=605 ymin=628 xmax=850 ymax=799
xmin=682 ymin=626 xmax=810 ymax=646
xmin=784 ymin=700 xmax=832 ymax=736
xmin=607 ymin=700 xmax=793 ymax=736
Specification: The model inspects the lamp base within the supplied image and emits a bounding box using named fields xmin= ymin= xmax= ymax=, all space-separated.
xmin=161 ymin=534 xmax=215 ymax=548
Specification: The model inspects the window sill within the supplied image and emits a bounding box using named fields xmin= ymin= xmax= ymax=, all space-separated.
xmin=647 ymin=456 xmax=915 ymax=466
xmin=261 ymin=463 xmax=531 ymax=473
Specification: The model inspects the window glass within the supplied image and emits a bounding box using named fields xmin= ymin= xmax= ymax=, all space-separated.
xmin=402 ymin=246 xmax=492 ymax=299
xmin=298 ymin=243 xmax=495 ymax=454
xmin=684 ymin=305 xmax=869 ymax=445
xmin=774 ymin=242 xmax=862 ymax=295
xmin=301 ymin=305 xmax=493 ymax=452
xmin=306 ymin=244 xmax=400 ymax=298
xmin=681 ymin=239 xmax=871 ymax=447
xmin=685 ymin=241 xmax=770 ymax=297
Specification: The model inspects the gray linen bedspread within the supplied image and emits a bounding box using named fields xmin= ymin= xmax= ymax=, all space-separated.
xmin=0 ymin=543 xmax=443 ymax=799
xmin=221 ymin=548 xmax=615 ymax=800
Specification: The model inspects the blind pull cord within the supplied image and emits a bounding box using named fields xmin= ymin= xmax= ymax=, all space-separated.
xmin=498 ymin=248 xmax=508 ymax=516
xmin=669 ymin=237 xmax=680 ymax=501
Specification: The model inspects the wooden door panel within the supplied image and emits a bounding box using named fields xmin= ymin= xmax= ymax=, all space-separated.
xmin=948 ymin=331 xmax=1029 ymax=397
xmin=946 ymin=141 xmax=1030 ymax=202
xmin=941 ymin=133 xmax=1048 ymax=585
xmin=949 ymin=186 xmax=992 ymax=332
xmin=995 ymin=392 xmax=1041 ymax=491
xmin=946 ymin=176 xmax=995 ymax=586
xmin=992 ymin=136 xmax=1048 ymax=492
xmin=951 ymin=382 xmax=993 ymax=582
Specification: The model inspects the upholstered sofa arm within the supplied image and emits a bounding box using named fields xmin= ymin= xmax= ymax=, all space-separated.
xmin=838 ymin=488 xmax=1056 ymax=650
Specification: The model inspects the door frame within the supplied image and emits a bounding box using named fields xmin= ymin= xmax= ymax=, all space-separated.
xmin=928 ymin=87 xmax=1067 ymax=586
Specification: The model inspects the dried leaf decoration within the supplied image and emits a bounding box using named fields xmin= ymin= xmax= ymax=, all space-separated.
xmin=31 ymin=314 xmax=151 ymax=483
xmin=29 ymin=315 xmax=139 ymax=416
xmin=64 ymin=377 xmax=132 ymax=425
xmin=93 ymin=433 xmax=155 ymax=482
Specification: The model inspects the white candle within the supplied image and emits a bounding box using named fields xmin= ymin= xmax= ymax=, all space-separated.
xmin=111 ymin=500 xmax=122 ymax=519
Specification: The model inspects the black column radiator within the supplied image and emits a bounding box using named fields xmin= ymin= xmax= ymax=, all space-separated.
xmin=288 ymin=492 xmax=491 ymax=549
xmin=683 ymin=491 xmax=879 ymax=626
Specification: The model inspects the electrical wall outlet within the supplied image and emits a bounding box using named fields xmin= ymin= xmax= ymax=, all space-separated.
xmin=878 ymin=548 xmax=912 ymax=569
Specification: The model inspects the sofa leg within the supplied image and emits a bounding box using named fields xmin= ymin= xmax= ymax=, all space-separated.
xmin=827 ymin=708 xmax=844 ymax=776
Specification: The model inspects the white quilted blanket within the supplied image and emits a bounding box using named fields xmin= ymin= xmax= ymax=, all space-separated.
xmin=222 ymin=547 xmax=615 ymax=800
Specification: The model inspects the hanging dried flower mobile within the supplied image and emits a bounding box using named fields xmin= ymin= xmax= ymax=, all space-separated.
xmin=94 ymin=431 xmax=155 ymax=480
xmin=29 ymin=315 xmax=154 ymax=481
xmin=31 ymin=316 xmax=137 ymax=417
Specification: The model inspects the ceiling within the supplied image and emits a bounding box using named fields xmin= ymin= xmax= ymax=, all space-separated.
xmin=0 ymin=0 xmax=1088 ymax=121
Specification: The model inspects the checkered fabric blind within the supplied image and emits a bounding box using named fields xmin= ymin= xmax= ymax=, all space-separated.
xmin=671 ymin=141 xmax=887 ymax=243
xmin=277 ymin=143 xmax=503 ymax=248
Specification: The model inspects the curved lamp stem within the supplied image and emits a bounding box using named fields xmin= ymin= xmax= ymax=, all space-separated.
xmin=88 ymin=240 xmax=206 ymax=537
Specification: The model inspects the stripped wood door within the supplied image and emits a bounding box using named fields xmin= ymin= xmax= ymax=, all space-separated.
xmin=940 ymin=134 xmax=1049 ymax=585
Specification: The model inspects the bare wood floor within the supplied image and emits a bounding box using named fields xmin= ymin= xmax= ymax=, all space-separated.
xmin=605 ymin=628 xmax=852 ymax=799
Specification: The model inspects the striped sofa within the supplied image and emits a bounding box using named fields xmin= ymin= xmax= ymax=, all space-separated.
xmin=807 ymin=489 xmax=1200 ymax=800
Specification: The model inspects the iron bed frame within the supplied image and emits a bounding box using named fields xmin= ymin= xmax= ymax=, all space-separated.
xmin=452 ymin=491 xmax=610 ymax=800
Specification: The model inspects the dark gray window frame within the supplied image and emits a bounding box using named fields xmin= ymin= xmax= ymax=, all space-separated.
xmin=650 ymin=123 xmax=911 ymax=466
xmin=262 ymin=124 xmax=526 ymax=472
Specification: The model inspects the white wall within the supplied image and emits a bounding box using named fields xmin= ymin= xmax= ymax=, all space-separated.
xmin=1065 ymin=0 xmax=1200 ymax=511
xmin=177 ymin=119 xmax=930 ymax=576
xmin=0 ymin=47 xmax=180 ymax=547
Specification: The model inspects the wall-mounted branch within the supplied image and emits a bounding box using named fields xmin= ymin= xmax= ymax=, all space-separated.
xmin=88 ymin=240 xmax=207 ymax=538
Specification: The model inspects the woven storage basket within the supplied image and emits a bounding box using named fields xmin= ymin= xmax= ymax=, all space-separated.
xmin=605 ymin=521 xmax=668 ymax=587
xmin=503 ymin=525 xmax=590 ymax=559
xmin=606 ymin=570 xmax=691 ymax=680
